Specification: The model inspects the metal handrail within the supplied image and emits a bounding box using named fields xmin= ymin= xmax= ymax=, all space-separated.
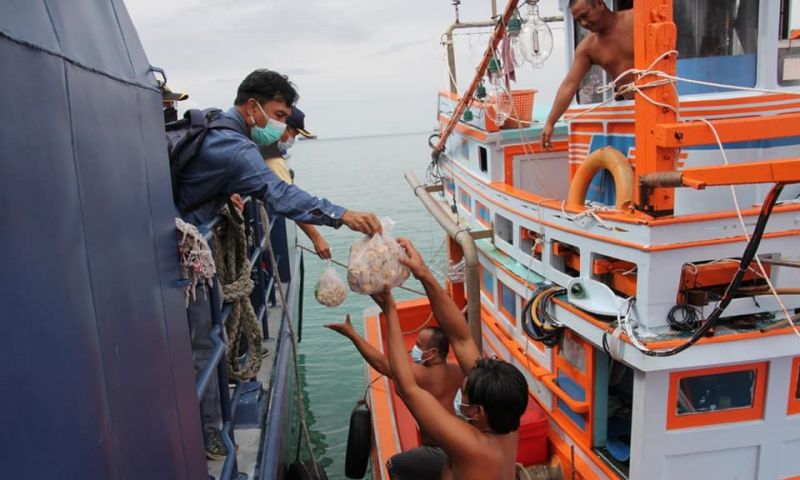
xmin=192 ymin=196 xmax=286 ymax=479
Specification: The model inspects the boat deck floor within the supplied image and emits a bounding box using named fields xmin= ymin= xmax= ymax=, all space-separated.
xmin=208 ymin=287 xmax=288 ymax=480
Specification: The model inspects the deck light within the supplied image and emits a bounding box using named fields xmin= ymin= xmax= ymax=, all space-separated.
xmin=521 ymin=0 xmax=553 ymax=68
xmin=487 ymin=57 xmax=513 ymax=124
xmin=507 ymin=13 xmax=527 ymax=67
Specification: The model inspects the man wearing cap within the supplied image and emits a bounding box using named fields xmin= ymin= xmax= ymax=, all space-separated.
xmin=179 ymin=69 xmax=381 ymax=460
xmin=260 ymin=106 xmax=332 ymax=260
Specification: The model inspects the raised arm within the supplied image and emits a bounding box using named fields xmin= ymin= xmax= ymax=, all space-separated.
xmin=324 ymin=314 xmax=392 ymax=377
xmin=298 ymin=223 xmax=332 ymax=259
xmin=374 ymin=289 xmax=480 ymax=459
xmin=396 ymin=238 xmax=481 ymax=375
xmin=540 ymin=40 xmax=593 ymax=149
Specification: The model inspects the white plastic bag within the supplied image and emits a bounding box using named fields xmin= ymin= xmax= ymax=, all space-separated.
xmin=315 ymin=262 xmax=348 ymax=307
xmin=347 ymin=218 xmax=410 ymax=295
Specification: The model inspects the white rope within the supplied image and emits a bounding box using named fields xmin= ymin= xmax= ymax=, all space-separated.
xmin=559 ymin=200 xmax=615 ymax=231
xmin=697 ymin=118 xmax=800 ymax=339
xmin=175 ymin=218 xmax=216 ymax=307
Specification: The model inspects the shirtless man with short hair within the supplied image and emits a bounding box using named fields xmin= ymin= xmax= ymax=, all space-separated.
xmin=541 ymin=0 xmax=633 ymax=149
xmin=325 ymin=315 xmax=463 ymax=479
xmin=369 ymin=238 xmax=528 ymax=480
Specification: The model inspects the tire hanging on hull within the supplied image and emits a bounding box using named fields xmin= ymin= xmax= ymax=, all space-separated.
xmin=345 ymin=400 xmax=372 ymax=479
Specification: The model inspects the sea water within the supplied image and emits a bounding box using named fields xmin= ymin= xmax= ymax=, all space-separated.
xmin=291 ymin=132 xmax=446 ymax=479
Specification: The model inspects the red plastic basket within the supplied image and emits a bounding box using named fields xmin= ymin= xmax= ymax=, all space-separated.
xmin=502 ymin=89 xmax=537 ymax=129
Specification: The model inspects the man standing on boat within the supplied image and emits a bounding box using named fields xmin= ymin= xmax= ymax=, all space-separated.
xmin=370 ymin=238 xmax=529 ymax=480
xmin=182 ymin=69 xmax=381 ymax=459
xmin=325 ymin=314 xmax=463 ymax=479
xmin=540 ymin=0 xmax=633 ymax=149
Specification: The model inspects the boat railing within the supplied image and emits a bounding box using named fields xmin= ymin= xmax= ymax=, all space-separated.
xmin=194 ymin=196 xmax=283 ymax=479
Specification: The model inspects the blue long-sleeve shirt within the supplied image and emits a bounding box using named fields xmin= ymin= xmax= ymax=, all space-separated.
xmin=178 ymin=107 xmax=345 ymax=226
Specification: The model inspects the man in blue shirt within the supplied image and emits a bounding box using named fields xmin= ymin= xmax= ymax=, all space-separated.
xmin=185 ymin=69 xmax=380 ymax=460
xmin=178 ymin=69 xmax=380 ymax=233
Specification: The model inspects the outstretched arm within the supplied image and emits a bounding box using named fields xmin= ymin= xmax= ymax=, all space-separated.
xmin=298 ymin=223 xmax=332 ymax=259
xmin=396 ymin=238 xmax=481 ymax=375
xmin=540 ymin=41 xmax=593 ymax=149
xmin=324 ymin=314 xmax=392 ymax=377
xmin=374 ymin=289 xmax=479 ymax=459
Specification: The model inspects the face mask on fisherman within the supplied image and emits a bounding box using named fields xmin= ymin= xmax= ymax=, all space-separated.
xmin=410 ymin=345 xmax=434 ymax=364
xmin=453 ymin=389 xmax=476 ymax=421
xmin=278 ymin=136 xmax=295 ymax=152
xmin=250 ymin=102 xmax=287 ymax=146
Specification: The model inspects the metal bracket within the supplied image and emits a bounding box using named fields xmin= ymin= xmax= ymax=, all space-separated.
xmin=468 ymin=229 xmax=493 ymax=240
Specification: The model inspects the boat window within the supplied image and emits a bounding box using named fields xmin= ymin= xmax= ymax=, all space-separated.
xmin=494 ymin=214 xmax=514 ymax=245
xmin=667 ymin=362 xmax=767 ymax=429
xmin=676 ymin=370 xmax=756 ymax=415
xmin=791 ymin=357 xmax=800 ymax=415
xmin=499 ymin=281 xmax=518 ymax=324
xmin=780 ymin=0 xmax=800 ymax=39
xmin=460 ymin=190 xmax=472 ymax=212
xmin=559 ymin=332 xmax=586 ymax=374
xmin=779 ymin=0 xmax=800 ymax=86
xmin=479 ymin=146 xmax=488 ymax=173
xmin=476 ymin=201 xmax=491 ymax=227
xmin=673 ymin=0 xmax=759 ymax=94
xmin=481 ymin=266 xmax=495 ymax=300
xmin=445 ymin=177 xmax=455 ymax=196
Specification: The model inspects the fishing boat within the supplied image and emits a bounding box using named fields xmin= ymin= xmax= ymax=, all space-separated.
xmin=360 ymin=1 xmax=800 ymax=478
xmin=1 ymin=3 xmax=321 ymax=479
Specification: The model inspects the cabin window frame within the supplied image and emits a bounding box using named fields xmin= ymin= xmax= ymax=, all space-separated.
xmin=481 ymin=265 xmax=495 ymax=302
xmin=475 ymin=201 xmax=491 ymax=227
xmin=666 ymin=362 xmax=768 ymax=430
xmin=497 ymin=280 xmax=518 ymax=326
xmin=460 ymin=189 xmax=472 ymax=212
xmin=789 ymin=357 xmax=800 ymax=415
xmin=552 ymin=331 xmax=595 ymax=444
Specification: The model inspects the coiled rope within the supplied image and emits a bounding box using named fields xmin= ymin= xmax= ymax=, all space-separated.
xmin=213 ymin=206 xmax=262 ymax=382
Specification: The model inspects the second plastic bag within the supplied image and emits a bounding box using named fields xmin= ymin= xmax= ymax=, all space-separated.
xmin=315 ymin=261 xmax=348 ymax=307
xmin=347 ymin=218 xmax=410 ymax=295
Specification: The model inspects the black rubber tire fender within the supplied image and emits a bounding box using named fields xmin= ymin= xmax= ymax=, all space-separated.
xmin=345 ymin=404 xmax=372 ymax=479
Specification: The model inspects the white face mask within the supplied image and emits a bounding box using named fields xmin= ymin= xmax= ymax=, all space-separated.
xmin=453 ymin=389 xmax=476 ymax=421
xmin=410 ymin=345 xmax=434 ymax=364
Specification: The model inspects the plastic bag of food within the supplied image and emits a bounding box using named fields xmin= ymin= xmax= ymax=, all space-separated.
xmin=347 ymin=217 xmax=410 ymax=295
xmin=315 ymin=262 xmax=348 ymax=307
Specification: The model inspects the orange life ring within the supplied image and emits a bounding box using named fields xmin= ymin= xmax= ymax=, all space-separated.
xmin=566 ymin=146 xmax=634 ymax=210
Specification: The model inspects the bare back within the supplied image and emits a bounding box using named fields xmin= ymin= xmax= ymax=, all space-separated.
xmin=412 ymin=361 xmax=464 ymax=445
xmin=413 ymin=361 xmax=464 ymax=415
xmin=581 ymin=9 xmax=634 ymax=80
xmin=440 ymin=431 xmax=519 ymax=480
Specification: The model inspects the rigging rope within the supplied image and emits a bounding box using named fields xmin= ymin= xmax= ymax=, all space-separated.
xmin=212 ymin=206 xmax=263 ymax=382
xmin=260 ymin=205 xmax=323 ymax=478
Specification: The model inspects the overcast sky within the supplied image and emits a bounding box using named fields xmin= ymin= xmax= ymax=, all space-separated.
xmin=125 ymin=0 xmax=567 ymax=138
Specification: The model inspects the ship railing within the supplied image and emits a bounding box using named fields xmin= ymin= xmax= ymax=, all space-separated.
xmin=193 ymin=196 xmax=284 ymax=480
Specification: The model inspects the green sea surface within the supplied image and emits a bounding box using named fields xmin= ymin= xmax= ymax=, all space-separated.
xmin=290 ymin=132 xmax=446 ymax=480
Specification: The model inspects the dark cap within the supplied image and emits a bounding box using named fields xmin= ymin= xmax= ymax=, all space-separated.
xmin=286 ymin=107 xmax=315 ymax=138
xmin=161 ymin=84 xmax=189 ymax=102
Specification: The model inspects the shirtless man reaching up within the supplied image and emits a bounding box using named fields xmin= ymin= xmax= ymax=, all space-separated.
xmin=372 ymin=238 xmax=528 ymax=480
xmin=325 ymin=315 xmax=463 ymax=480
xmin=541 ymin=0 xmax=633 ymax=149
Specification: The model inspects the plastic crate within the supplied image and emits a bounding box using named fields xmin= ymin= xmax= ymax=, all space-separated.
xmin=502 ymin=89 xmax=537 ymax=129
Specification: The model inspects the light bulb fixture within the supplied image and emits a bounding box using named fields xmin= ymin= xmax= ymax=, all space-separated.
xmin=485 ymin=57 xmax=512 ymax=125
xmin=507 ymin=14 xmax=527 ymax=68
xmin=521 ymin=0 xmax=553 ymax=68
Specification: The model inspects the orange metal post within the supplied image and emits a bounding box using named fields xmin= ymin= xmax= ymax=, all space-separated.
xmin=634 ymin=0 xmax=678 ymax=213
